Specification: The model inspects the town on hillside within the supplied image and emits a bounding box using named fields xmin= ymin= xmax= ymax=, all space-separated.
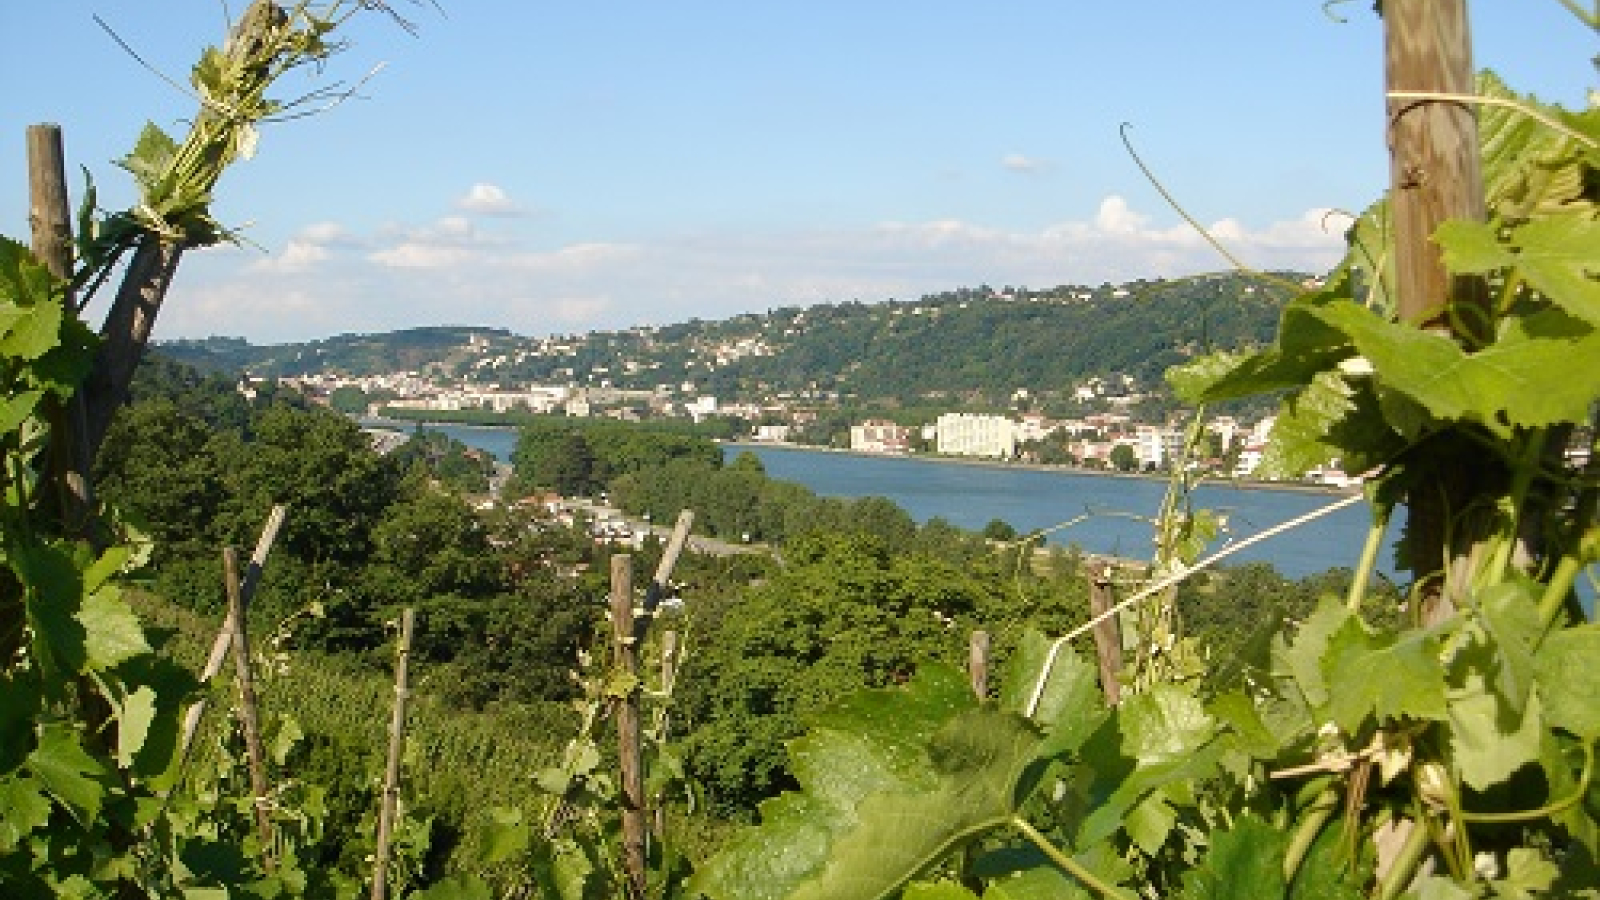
xmin=280 ymin=364 xmax=1366 ymax=489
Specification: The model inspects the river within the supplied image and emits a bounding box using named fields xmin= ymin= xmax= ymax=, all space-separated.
xmin=391 ymin=421 xmax=1399 ymax=580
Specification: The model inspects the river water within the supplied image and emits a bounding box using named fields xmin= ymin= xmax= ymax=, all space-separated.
xmin=400 ymin=422 xmax=1397 ymax=580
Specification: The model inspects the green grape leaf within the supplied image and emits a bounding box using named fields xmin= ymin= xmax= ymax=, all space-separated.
xmin=115 ymin=686 xmax=158 ymax=769
xmin=1492 ymin=847 xmax=1559 ymax=900
xmin=1313 ymin=300 xmax=1600 ymax=433
xmin=1124 ymin=789 xmax=1178 ymax=856
xmin=13 ymin=540 xmax=88 ymax=684
xmin=0 ymin=299 xmax=63 ymax=361
xmin=1256 ymin=371 xmax=1355 ymax=479
xmin=1473 ymin=581 xmax=1542 ymax=711
xmin=1000 ymin=630 xmax=1107 ymax=759
xmin=1167 ymin=288 xmax=1353 ymax=403
xmin=1536 ymin=731 xmax=1600 ymax=855
xmin=117 ymin=122 xmax=179 ymax=196
xmin=1208 ymin=692 xmax=1282 ymax=758
xmin=1534 ymin=624 xmax=1600 ymax=741
xmin=476 ymin=807 xmax=532 ymax=866
xmin=1177 ymin=814 xmax=1287 ymax=900
xmin=28 ymin=722 xmax=110 ymax=826
xmin=1447 ymin=666 xmax=1543 ymax=792
xmin=0 ymin=236 xmax=57 ymax=308
xmin=79 ymin=587 xmax=151 ymax=672
xmin=1478 ymin=73 xmax=1596 ymax=221
xmin=1261 ymin=371 xmax=1401 ymax=479
xmin=1076 ymin=718 xmax=1226 ymax=850
xmin=1120 ymin=684 xmax=1216 ymax=767
xmin=0 ymin=671 xmax=42 ymax=772
xmin=1438 ymin=217 xmax=1600 ymax=327
xmin=1280 ymin=598 xmax=1355 ymax=710
xmin=0 ymin=390 xmax=44 ymax=435
xmin=692 ymin=665 xmax=1042 ymax=900
xmin=1322 ymin=618 xmax=1447 ymax=731
xmin=0 ymin=774 xmax=53 ymax=851
xmin=1510 ymin=217 xmax=1600 ymax=326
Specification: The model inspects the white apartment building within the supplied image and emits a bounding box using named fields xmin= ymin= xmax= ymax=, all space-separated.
xmin=935 ymin=413 xmax=1016 ymax=459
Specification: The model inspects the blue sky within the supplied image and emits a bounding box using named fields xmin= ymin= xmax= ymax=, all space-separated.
xmin=3 ymin=2 xmax=1594 ymax=345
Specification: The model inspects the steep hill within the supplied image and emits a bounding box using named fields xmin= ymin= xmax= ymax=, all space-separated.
xmin=160 ymin=271 xmax=1305 ymax=406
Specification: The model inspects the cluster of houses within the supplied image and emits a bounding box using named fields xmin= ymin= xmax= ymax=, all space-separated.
xmin=295 ymin=370 xmax=1361 ymax=487
xmin=832 ymin=413 xmax=1363 ymax=487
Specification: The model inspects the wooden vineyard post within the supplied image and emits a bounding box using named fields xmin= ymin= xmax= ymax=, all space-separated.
xmin=609 ymin=509 xmax=695 ymax=897
xmin=180 ymin=505 xmax=288 ymax=760
xmin=610 ymin=554 xmax=647 ymax=899
xmin=1088 ymin=561 xmax=1122 ymax=706
xmin=225 ymin=547 xmax=275 ymax=870
xmin=968 ymin=630 xmax=990 ymax=699
xmin=26 ymin=124 xmax=94 ymax=532
xmin=655 ymin=628 xmax=680 ymax=839
xmin=1383 ymin=0 xmax=1488 ymax=622
xmin=371 ymin=608 xmax=415 ymax=900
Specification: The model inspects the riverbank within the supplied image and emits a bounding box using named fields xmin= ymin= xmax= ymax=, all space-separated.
xmin=722 ymin=440 xmax=1358 ymax=499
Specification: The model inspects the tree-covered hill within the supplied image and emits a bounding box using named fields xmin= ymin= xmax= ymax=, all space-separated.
xmin=160 ymin=271 xmax=1304 ymax=406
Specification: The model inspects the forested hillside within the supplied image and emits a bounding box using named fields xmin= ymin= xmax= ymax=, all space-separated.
xmin=161 ymin=271 xmax=1300 ymax=406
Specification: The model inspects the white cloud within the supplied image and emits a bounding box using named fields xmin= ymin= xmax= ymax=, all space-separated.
xmin=1002 ymin=152 xmax=1048 ymax=174
xmin=1093 ymin=195 xmax=1148 ymax=234
xmin=455 ymin=182 xmax=523 ymax=216
xmin=299 ymin=221 xmax=350 ymax=244
xmin=248 ymin=239 xmax=329 ymax=274
xmin=160 ymin=196 xmax=1349 ymax=345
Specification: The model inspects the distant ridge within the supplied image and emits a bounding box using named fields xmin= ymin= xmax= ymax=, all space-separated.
xmin=160 ymin=271 xmax=1306 ymax=408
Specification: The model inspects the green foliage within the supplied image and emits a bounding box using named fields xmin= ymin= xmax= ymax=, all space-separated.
xmin=676 ymin=534 xmax=1084 ymax=816
xmin=509 ymin=417 xmax=723 ymax=497
xmin=698 ymin=62 xmax=1600 ymax=900
xmin=387 ymin=428 xmax=497 ymax=495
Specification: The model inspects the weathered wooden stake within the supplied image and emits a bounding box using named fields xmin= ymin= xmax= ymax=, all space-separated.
xmin=27 ymin=123 xmax=95 ymax=534
xmin=180 ymin=505 xmax=288 ymax=759
xmin=654 ymin=628 xmax=681 ymax=839
xmin=968 ymin=630 xmax=990 ymax=699
xmin=371 ymin=607 xmax=415 ymax=900
xmin=1383 ymin=0 xmax=1488 ymax=624
xmin=610 ymin=554 xmax=647 ymax=898
xmin=225 ymin=547 xmax=275 ymax=870
xmin=1088 ymin=562 xmax=1123 ymax=706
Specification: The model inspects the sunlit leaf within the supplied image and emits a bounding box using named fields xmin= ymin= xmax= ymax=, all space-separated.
xmin=1177 ymin=814 xmax=1286 ymax=900
xmin=1535 ymin=624 xmax=1600 ymax=741
xmin=1312 ymin=300 xmax=1600 ymax=432
xmin=115 ymin=686 xmax=158 ymax=768
xmin=28 ymin=723 xmax=110 ymax=826
xmin=1001 ymin=630 xmax=1106 ymax=760
xmin=1120 ymin=685 xmax=1215 ymax=767
xmin=0 ymin=774 xmax=52 ymax=851
xmin=79 ymin=587 xmax=152 ymax=671
xmin=1447 ymin=666 xmax=1543 ymax=792
xmin=1322 ymin=617 xmax=1447 ymax=731
xmin=692 ymin=665 xmax=1043 ymax=900
xmin=117 ymin=122 xmax=179 ymax=195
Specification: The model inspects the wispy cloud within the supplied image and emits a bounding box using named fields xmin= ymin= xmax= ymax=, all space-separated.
xmin=1001 ymin=152 xmax=1048 ymax=174
xmin=163 ymin=195 xmax=1348 ymax=344
xmin=455 ymin=182 xmax=524 ymax=216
